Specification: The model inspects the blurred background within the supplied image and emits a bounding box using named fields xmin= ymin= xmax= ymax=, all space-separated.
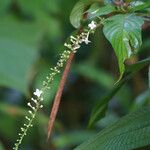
xmin=0 ymin=0 xmax=149 ymax=150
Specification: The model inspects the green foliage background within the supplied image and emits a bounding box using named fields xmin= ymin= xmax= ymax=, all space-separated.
xmin=0 ymin=0 xmax=149 ymax=150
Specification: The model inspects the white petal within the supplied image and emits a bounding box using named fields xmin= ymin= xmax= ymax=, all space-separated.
xmin=88 ymin=21 xmax=97 ymax=30
xmin=33 ymin=89 xmax=43 ymax=97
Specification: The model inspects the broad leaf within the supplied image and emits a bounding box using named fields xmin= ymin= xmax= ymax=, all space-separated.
xmin=75 ymin=106 xmax=150 ymax=150
xmin=103 ymin=14 xmax=144 ymax=78
xmin=0 ymin=17 xmax=43 ymax=95
xmin=88 ymin=58 xmax=150 ymax=128
xmin=70 ymin=0 xmax=100 ymax=28
xmin=87 ymin=3 xmax=116 ymax=19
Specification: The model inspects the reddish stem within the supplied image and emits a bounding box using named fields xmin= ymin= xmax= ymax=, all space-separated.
xmin=47 ymin=52 xmax=75 ymax=140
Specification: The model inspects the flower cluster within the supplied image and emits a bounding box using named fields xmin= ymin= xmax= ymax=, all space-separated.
xmin=42 ymin=50 xmax=71 ymax=90
xmin=13 ymin=89 xmax=43 ymax=150
xmin=42 ymin=21 xmax=97 ymax=91
xmin=13 ymin=21 xmax=97 ymax=150
xmin=64 ymin=21 xmax=97 ymax=53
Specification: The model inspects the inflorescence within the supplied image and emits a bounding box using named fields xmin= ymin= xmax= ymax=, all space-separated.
xmin=13 ymin=21 xmax=97 ymax=150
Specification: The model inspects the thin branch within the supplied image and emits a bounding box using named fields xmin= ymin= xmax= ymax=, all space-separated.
xmin=47 ymin=52 xmax=75 ymax=140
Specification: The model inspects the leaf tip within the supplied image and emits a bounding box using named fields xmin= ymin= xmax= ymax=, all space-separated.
xmin=115 ymin=72 xmax=123 ymax=85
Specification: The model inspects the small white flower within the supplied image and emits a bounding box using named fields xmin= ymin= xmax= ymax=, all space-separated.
xmin=33 ymin=89 xmax=43 ymax=97
xmin=88 ymin=21 xmax=97 ymax=30
xmin=40 ymin=105 xmax=43 ymax=108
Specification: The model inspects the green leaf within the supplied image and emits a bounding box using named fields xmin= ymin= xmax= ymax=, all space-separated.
xmin=70 ymin=0 xmax=100 ymax=28
xmin=16 ymin=0 xmax=62 ymax=38
xmin=87 ymin=3 xmax=116 ymax=19
xmin=88 ymin=58 xmax=150 ymax=128
xmin=16 ymin=0 xmax=59 ymax=17
xmin=103 ymin=14 xmax=144 ymax=78
xmin=0 ymin=0 xmax=11 ymax=15
xmin=129 ymin=1 xmax=150 ymax=12
xmin=75 ymin=106 xmax=150 ymax=150
xmin=0 ymin=17 xmax=43 ymax=95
